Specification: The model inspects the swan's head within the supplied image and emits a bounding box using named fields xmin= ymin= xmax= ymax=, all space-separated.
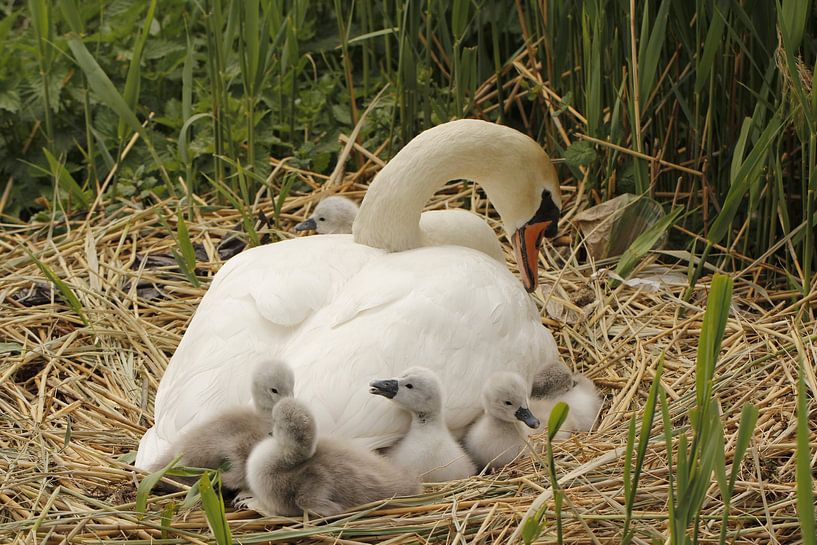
xmin=252 ymin=360 xmax=295 ymax=413
xmin=503 ymin=148 xmax=561 ymax=293
xmin=294 ymin=196 xmax=359 ymax=234
xmin=483 ymin=372 xmax=540 ymax=429
xmin=369 ymin=366 xmax=443 ymax=416
xmin=271 ymin=398 xmax=317 ymax=454
xmin=530 ymin=364 xmax=575 ymax=399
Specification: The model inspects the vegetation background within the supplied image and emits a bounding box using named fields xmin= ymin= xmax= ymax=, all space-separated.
xmin=1 ymin=0 xmax=815 ymax=293
xmin=1 ymin=2 xmax=816 ymax=544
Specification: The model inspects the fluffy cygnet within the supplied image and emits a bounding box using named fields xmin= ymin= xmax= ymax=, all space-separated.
xmin=463 ymin=372 xmax=540 ymax=470
xmin=245 ymin=398 xmax=419 ymax=516
xmin=294 ymin=196 xmax=359 ymax=235
xmin=293 ymin=195 xmax=504 ymax=262
xmin=369 ymin=366 xmax=476 ymax=482
xmin=154 ymin=360 xmax=294 ymax=490
xmin=529 ymin=364 xmax=602 ymax=441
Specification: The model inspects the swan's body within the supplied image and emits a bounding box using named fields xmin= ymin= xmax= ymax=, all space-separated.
xmin=296 ymin=196 xmax=504 ymax=262
xmin=136 ymin=120 xmax=561 ymax=469
xmin=245 ymin=398 xmax=419 ymax=516
xmin=463 ymin=372 xmax=540 ymax=470
xmin=150 ymin=361 xmax=293 ymax=490
xmin=370 ymin=367 xmax=476 ymax=482
xmin=529 ymin=365 xmax=601 ymax=440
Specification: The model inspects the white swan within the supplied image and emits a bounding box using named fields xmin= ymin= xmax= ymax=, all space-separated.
xmin=295 ymin=195 xmax=505 ymax=262
xmin=136 ymin=119 xmax=562 ymax=468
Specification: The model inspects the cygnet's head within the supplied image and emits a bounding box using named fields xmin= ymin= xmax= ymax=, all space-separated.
xmin=530 ymin=364 xmax=575 ymax=399
xmin=483 ymin=372 xmax=540 ymax=429
xmin=368 ymin=366 xmax=443 ymax=415
xmin=252 ymin=360 xmax=295 ymax=413
xmin=294 ymin=196 xmax=359 ymax=234
xmin=271 ymin=398 xmax=318 ymax=454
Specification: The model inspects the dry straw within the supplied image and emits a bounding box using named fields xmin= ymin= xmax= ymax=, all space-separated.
xmin=1 ymin=150 xmax=815 ymax=544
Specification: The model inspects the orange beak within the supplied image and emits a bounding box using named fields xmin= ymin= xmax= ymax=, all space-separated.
xmin=512 ymin=221 xmax=551 ymax=292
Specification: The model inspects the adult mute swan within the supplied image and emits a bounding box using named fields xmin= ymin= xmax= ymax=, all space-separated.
xmin=135 ymin=119 xmax=561 ymax=469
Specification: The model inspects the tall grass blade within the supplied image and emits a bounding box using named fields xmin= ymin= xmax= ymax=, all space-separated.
xmin=43 ymin=148 xmax=89 ymax=208
xmin=795 ymin=347 xmax=817 ymax=545
xmin=25 ymin=250 xmax=88 ymax=326
xmin=613 ymin=206 xmax=683 ymax=283
xmin=198 ymin=472 xmax=233 ymax=545
xmin=118 ymin=0 xmax=157 ymax=140
xmin=65 ymin=35 xmax=171 ymax=187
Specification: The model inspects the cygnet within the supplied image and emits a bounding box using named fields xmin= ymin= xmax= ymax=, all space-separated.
xmin=245 ymin=398 xmax=419 ymax=516
xmin=463 ymin=371 xmax=540 ymax=470
xmin=153 ymin=360 xmax=294 ymax=490
xmin=294 ymin=196 xmax=359 ymax=235
xmin=529 ymin=364 xmax=602 ymax=440
xmin=369 ymin=366 xmax=476 ymax=482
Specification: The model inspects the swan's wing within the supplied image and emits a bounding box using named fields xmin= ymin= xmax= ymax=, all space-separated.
xmin=136 ymin=236 xmax=378 ymax=468
xmin=284 ymin=246 xmax=559 ymax=450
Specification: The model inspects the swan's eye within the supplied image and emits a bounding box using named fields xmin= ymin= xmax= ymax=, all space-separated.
xmin=504 ymin=401 xmax=513 ymax=406
xmin=405 ymin=383 xmax=414 ymax=389
xmin=270 ymin=387 xmax=278 ymax=394
xmin=318 ymin=217 xmax=325 ymax=221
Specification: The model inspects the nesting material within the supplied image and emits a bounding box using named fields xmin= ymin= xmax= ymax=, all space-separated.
xmin=1 ymin=166 xmax=813 ymax=543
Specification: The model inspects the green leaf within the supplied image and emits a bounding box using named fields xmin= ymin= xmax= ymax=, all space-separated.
xmin=43 ymin=148 xmax=89 ymax=207
xmin=65 ymin=34 xmax=170 ymax=187
xmin=547 ymin=401 xmax=570 ymax=442
xmin=564 ymin=140 xmax=597 ymax=170
xmin=694 ymin=274 xmax=733 ymax=411
xmin=25 ymin=251 xmax=88 ymax=326
xmin=118 ymin=0 xmax=158 ymax=139
xmin=795 ymin=359 xmax=817 ymax=545
xmin=199 ymin=472 xmax=233 ymax=545
xmin=57 ymin=0 xmax=84 ymax=33
xmin=695 ymin=0 xmax=729 ymax=93
xmin=613 ymin=206 xmax=683 ymax=283
xmin=136 ymin=455 xmax=182 ymax=515
xmin=708 ymin=113 xmax=785 ymax=246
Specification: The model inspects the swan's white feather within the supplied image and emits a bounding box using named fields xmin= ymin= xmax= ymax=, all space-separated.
xmin=137 ymin=234 xmax=559 ymax=468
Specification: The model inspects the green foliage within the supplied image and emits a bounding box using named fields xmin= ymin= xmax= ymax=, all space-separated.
xmin=1 ymin=0 xmax=816 ymax=287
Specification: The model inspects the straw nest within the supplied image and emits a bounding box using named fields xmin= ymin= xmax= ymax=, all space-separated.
xmin=1 ymin=156 xmax=815 ymax=545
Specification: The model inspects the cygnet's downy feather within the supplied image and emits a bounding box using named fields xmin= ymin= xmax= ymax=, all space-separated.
xmin=151 ymin=360 xmax=294 ymax=490
xmin=369 ymin=367 xmax=476 ymax=482
xmin=464 ymin=371 xmax=540 ymax=470
xmin=245 ymin=398 xmax=419 ymax=516
xmin=529 ymin=364 xmax=601 ymax=440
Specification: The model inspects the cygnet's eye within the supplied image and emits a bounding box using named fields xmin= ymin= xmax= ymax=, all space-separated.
xmin=270 ymin=387 xmax=279 ymax=394
xmin=318 ymin=217 xmax=325 ymax=221
xmin=504 ymin=401 xmax=513 ymax=406
xmin=405 ymin=383 xmax=414 ymax=389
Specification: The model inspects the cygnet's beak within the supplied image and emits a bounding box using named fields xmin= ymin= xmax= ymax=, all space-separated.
xmin=514 ymin=406 xmax=541 ymax=429
xmin=369 ymin=379 xmax=399 ymax=399
xmin=294 ymin=217 xmax=317 ymax=232
xmin=511 ymin=191 xmax=560 ymax=292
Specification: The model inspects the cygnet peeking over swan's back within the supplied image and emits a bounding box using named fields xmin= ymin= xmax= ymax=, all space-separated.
xmin=529 ymin=364 xmax=601 ymax=440
xmin=152 ymin=360 xmax=294 ymax=490
xmin=245 ymin=398 xmax=419 ymax=516
xmin=464 ymin=372 xmax=540 ymax=470
xmin=369 ymin=366 xmax=476 ymax=482
xmin=294 ymin=195 xmax=505 ymax=262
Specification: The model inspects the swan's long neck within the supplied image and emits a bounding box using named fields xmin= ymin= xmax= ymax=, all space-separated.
xmin=353 ymin=120 xmax=545 ymax=251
